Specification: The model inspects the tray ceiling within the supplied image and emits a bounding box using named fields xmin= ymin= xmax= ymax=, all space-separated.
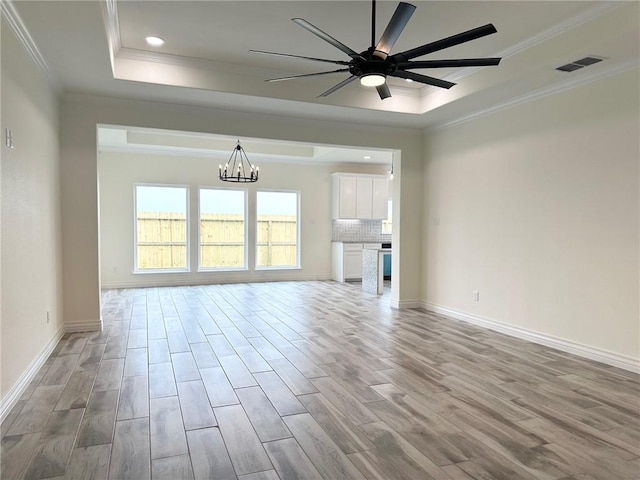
xmin=8 ymin=1 xmax=640 ymax=128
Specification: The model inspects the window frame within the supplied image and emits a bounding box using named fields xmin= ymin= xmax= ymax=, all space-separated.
xmin=133 ymin=183 xmax=190 ymax=274
xmin=255 ymin=189 xmax=301 ymax=270
xmin=197 ymin=186 xmax=249 ymax=272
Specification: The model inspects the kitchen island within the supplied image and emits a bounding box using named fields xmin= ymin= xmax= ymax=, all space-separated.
xmin=362 ymin=248 xmax=392 ymax=295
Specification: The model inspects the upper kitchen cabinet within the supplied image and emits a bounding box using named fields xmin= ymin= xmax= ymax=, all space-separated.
xmin=332 ymin=173 xmax=388 ymax=220
xmin=335 ymin=175 xmax=357 ymax=218
xmin=371 ymin=177 xmax=389 ymax=219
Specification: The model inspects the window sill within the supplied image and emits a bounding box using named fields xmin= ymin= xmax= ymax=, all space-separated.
xmin=133 ymin=268 xmax=191 ymax=274
xmin=198 ymin=267 xmax=249 ymax=273
xmin=255 ymin=266 xmax=301 ymax=271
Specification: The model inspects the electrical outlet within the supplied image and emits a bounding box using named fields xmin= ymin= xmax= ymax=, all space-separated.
xmin=434 ymin=216 xmax=441 ymax=225
xmin=473 ymin=291 xmax=480 ymax=302
xmin=46 ymin=310 xmax=51 ymax=323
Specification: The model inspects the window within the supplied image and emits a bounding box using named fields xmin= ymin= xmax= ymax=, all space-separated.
xmin=256 ymin=191 xmax=299 ymax=268
xmin=199 ymin=188 xmax=246 ymax=269
xmin=381 ymin=199 xmax=392 ymax=234
xmin=135 ymin=185 xmax=188 ymax=270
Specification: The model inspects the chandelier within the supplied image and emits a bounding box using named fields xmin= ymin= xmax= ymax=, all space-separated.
xmin=219 ymin=140 xmax=259 ymax=183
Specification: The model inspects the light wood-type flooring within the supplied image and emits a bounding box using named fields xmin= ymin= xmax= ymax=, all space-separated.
xmin=2 ymin=281 xmax=639 ymax=479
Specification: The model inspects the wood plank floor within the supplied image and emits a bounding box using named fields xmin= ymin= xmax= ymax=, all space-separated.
xmin=2 ymin=281 xmax=638 ymax=479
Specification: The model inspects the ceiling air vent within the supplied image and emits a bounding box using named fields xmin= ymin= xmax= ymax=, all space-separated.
xmin=556 ymin=56 xmax=604 ymax=73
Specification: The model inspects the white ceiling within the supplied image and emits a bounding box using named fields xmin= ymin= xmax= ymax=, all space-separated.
xmin=8 ymin=1 xmax=640 ymax=131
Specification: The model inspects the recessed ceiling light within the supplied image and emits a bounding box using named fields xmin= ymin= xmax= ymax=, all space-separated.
xmin=146 ymin=36 xmax=165 ymax=47
xmin=363 ymin=155 xmax=372 ymax=160
xmin=405 ymin=78 xmax=413 ymax=83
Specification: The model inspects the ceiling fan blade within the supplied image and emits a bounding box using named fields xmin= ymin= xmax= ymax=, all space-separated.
xmin=292 ymin=18 xmax=364 ymax=60
xmin=390 ymin=70 xmax=456 ymax=89
xmin=374 ymin=2 xmax=416 ymax=59
xmin=249 ymin=50 xmax=351 ymax=66
xmin=266 ymin=69 xmax=350 ymax=83
xmin=376 ymin=83 xmax=392 ymax=100
xmin=397 ymin=57 xmax=501 ymax=69
xmin=317 ymin=75 xmax=358 ymax=97
xmin=391 ymin=24 xmax=498 ymax=62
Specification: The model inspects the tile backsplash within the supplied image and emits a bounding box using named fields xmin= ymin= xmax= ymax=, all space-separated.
xmin=332 ymin=220 xmax=392 ymax=243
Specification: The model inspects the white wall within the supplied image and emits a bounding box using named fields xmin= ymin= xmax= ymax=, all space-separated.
xmin=1 ymin=20 xmax=63 ymax=401
xmin=423 ymin=70 xmax=639 ymax=364
xmin=98 ymin=149 xmax=387 ymax=288
xmin=61 ymin=94 xmax=424 ymax=328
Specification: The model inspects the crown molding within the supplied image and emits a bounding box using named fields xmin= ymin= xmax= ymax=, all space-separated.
xmin=436 ymin=58 xmax=639 ymax=130
xmin=496 ymin=2 xmax=619 ymax=59
xmin=430 ymin=2 xmax=621 ymax=89
xmin=101 ymin=0 xmax=121 ymax=72
xmin=242 ymin=3 xmax=619 ymax=101
xmin=1 ymin=0 xmax=59 ymax=89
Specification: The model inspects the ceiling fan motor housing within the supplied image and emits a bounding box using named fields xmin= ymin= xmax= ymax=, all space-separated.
xmin=350 ymin=49 xmax=398 ymax=78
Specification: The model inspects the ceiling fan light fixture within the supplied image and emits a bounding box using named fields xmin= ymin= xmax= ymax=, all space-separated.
xmin=360 ymin=74 xmax=386 ymax=87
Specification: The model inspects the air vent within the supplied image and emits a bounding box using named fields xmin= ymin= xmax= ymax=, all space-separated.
xmin=556 ymin=63 xmax=583 ymax=72
xmin=556 ymin=56 xmax=604 ymax=73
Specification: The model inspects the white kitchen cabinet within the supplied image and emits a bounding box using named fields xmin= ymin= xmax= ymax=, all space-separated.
xmin=372 ymin=177 xmax=389 ymax=219
xmin=343 ymin=249 xmax=363 ymax=279
xmin=355 ymin=177 xmax=373 ymax=218
xmin=332 ymin=173 xmax=388 ymax=220
xmin=336 ymin=176 xmax=357 ymax=218
xmin=332 ymin=242 xmax=361 ymax=281
xmin=332 ymin=242 xmax=382 ymax=282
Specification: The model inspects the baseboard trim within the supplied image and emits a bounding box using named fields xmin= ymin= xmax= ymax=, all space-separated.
xmin=65 ymin=320 xmax=101 ymax=333
xmin=101 ymin=273 xmax=332 ymax=290
xmin=0 ymin=327 xmax=65 ymax=422
xmin=423 ymin=302 xmax=639 ymax=374
xmin=392 ymin=299 xmax=424 ymax=309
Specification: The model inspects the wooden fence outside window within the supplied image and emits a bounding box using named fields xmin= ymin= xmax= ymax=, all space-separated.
xmin=136 ymin=213 xmax=297 ymax=269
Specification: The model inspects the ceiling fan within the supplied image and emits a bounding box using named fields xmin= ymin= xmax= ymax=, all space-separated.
xmin=250 ymin=0 xmax=501 ymax=100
